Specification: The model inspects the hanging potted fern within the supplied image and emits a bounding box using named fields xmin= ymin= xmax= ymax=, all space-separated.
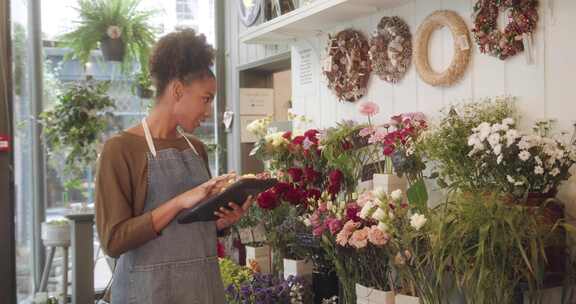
xmin=59 ymin=0 xmax=157 ymax=71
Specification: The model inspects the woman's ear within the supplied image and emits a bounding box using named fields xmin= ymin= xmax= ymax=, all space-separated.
xmin=171 ymin=80 xmax=183 ymax=102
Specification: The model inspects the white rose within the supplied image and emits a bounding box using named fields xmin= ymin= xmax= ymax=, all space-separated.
xmin=371 ymin=208 xmax=387 ymax=221
xmin=477 ymin=122 xmax=491 ymax=141
xmin=491 ymin=123 xmax=503 ymax=133
xmin=303 ymin=218 xmax=312 ymax=227
xmin=534 ymin=166 xmax=544 ymax=175
xmin=505 ymin=129 xmax=519 ymax=147
xmin=519 ymin=150 xmax=531 ymax=161
xmin=373 ymin=187 xmax=386 ymax=199
xmin=507 ymin=175 xmax=516 ymax=184
xmin=550 ymin=168 xmax=560 ymax=176
xmin=488 ymin=133 xmax=501 ymax=148
xmin=410 ymin=213 xmax=427 ymax=231
xmin=390 ymin=189 xmax=403 ymax=202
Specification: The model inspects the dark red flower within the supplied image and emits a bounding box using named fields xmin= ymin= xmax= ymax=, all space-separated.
xmin=274 ymin=182 xmax=291 ymax=194
xmin=383 ymin=145 xmax=395 ymax=156
xmin=304 ymin=129 xmax=320 ymax=143
xmin=328 ymin=170 xmax=344 ymax=185
xmin=284 ymin=186 xmax=306 ymax=205
xmin=257 ymin=189 xmax=279 ymax=210
xmin=341 ymin=140 xmax=353 ymax=151
xmin=282 ymin=131 xmax=292 ymax=140
xmin=304 ymin=167 xmax=320 ymax=183
xmin=217 ymin=240 xmax=226 ymax=258
xmin=346 ymin=203 xmax=361 ymax=222
xmin=306 ymin=188 xmax=322 ymax=201
xmin=292 ymin=136 xmax=305 ymax=146
xmin=327 ymin=183 xmax=341 ymax=196
xmin=287 ymin=168 xmax=304 ymax=183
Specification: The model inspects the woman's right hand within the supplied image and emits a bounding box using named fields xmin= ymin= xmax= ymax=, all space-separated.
xmin=177 ymin=173 xmax=236 ymax=209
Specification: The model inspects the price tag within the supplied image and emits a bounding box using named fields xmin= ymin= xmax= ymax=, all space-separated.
xmin=0 ymin=135 xmax=10 ymax=152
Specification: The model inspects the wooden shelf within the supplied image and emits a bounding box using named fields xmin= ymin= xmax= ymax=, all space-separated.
xmin=241 ymin=0 xmax=410 ymax=44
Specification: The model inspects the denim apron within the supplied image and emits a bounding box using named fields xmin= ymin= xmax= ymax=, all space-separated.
xmin=110 ymin=118 xmax=224 ymax=304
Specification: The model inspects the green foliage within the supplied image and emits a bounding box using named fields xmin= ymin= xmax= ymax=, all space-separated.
xmin=430 ymin=193 xmax=557 ymax=304
xmin=236 ymin=204 xmax=265 ymax=229
xmin=421 ymin=96 xmax=517 ymax=191
xmin=40 ymin=81 xmax=115 ymax=176
xmin=219 ymin=258 xmax=253 ymax=289
xmin=59 ymin=0 xmax=157 ymax=71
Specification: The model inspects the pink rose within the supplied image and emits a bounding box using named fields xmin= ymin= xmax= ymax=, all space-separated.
xmin=368 ymin=226 xmax=390 ymax=246
xmin=359 ymin=127 xmax=375 ymax=138
xmin=359 ymin=101 xmax=380 ymax=117
xmin=349 ymin=227 xmax=370 ymax=249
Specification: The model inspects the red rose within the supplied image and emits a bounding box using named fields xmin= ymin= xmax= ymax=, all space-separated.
xmin=282 ymin=131 xmax=292 ymax=140
xmin=287 ymin=168 xmax=304 ymax=183
xmin=274 ymin=182 xmax=290 ymax=194
xmin=304 ymin=129 xmax=320 ymax=143
xmin=327 ymin=183 xmax=341 ymax=196
xmin=257 ymin=189 xmax=279 ymax=210
xmin=328 ymin=170 xmax=344 ymax=185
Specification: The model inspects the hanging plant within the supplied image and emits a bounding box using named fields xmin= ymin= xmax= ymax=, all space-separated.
xmin=323 ymin=29 xmax=371 ymax=102
xmin=472 ymin=0 xmax=539 ymax=60
xmin=40 ymin=81 xmax=115 ymax=175
xmin=59 ymin=0 xmax=158 ymax=71
xmin=369 ymin=16 xmax=412 ymax=84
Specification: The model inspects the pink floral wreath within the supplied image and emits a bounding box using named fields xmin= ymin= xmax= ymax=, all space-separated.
xmin=472 ymin=0 xmax=538 ymax=60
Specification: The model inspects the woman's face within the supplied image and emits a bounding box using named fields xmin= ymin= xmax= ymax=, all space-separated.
xmin=172 ymin=76 xmax=217 ymax=133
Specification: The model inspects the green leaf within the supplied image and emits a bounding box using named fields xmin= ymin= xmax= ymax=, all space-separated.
xmin=407 ymin=178 xmax=428 ymax=212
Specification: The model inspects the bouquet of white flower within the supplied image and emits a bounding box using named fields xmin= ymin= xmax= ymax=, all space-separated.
xmin=467 ymin=118 xmax=576 ymax=197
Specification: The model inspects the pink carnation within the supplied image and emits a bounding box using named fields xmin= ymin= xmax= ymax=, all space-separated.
xmin=368 ymin=225 xmax=390 ymax=246
xmin=313 ymin=223 xmax=326 ymax=237
xmin=359 ymin=102 xmax=380 ymax=117
xmin=359 ymin=127 xmax=375 ymax=138
xmin=349 ymin=227 xmax=370 ymax=249
xmin=326 ymin=218 xmax=343 ymax=235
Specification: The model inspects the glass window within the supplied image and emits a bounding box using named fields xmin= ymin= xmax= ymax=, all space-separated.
xmin=12 ymin=0 xmax=218 ymax=301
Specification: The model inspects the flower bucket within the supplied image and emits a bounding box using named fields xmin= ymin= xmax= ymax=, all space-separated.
xmin=283 ymin=258 xmax=313 ymax=280
xmin=395 ymin=293 xmax=420 ymax=304
xmin=356 ymin=283 xmax=395 ymax=304
xmin=373 ymin=173 xmax=407 ymax=194
xmin=245 ymin=245 xmax=271 ymax=274
xmin=100 ymin=37 xmax=125 ymax=62
xmin=41 ymin=221 xmax=71 ymax=247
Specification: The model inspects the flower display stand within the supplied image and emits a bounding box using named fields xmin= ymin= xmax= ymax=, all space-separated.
xmin=395 ymin=293 xmax=420 ymax=304
xmin=283 ymin=258 xmax=314 ymax=280
xmin=245 ymin=245 xmax=272 ymax=274
xmin=372 ymin=173 xmax=407 ymax=194
xmin=356 ymin=283 xmax=395 ymax=304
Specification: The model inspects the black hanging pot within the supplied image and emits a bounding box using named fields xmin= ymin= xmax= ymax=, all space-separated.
xmin=100 ymin=37 xmax=125 ymax=62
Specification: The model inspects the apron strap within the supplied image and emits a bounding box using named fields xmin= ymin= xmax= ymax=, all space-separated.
xmin=142 ymin=118 xmax=157 ymax=158
xmin=142 ymin=118 xmax=199 ymax=157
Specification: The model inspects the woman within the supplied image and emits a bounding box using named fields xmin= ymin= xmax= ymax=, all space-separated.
xmin=95 ymin=29 xmax=250 ymax=304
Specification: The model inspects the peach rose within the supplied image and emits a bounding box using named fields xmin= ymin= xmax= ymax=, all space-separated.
xmin=368 ymin=225 xmax=390 ymax=246
xmin=349 ymin=227 xmax=370 ymax=249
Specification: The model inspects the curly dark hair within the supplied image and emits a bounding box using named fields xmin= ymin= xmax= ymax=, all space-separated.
xmin=149 ymin=29 xmax=215 ymax=97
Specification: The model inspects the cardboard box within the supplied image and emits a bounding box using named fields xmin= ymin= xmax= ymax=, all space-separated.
xmin=240 ymin=88 xmax=274 ymax=115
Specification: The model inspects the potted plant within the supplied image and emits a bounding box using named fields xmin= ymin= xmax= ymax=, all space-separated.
xmin=277 ymin=216 xmax=314 ymax=280
xmin=132 ymin=70 xmax=154 ymax=99
xmin=40 ymin=81 xmax=115 ymax=185
xmin=59 ymin=0 xmax=157 ymax=71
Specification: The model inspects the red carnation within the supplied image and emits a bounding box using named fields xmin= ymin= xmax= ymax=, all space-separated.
xmin=274 ymin=182 xmax=290 ymax=194
xmin=257 ymin=189 xmax=279 ymax=210
xmin=345 ymin=203 xmax=361 ymax=222
xmin=306 ymin=188 xmax=322 ymax=201
xmin=304 ymin=167 xmax=320 ymax=183
xmin=341 ymin=140 xmax=353 ymax=151
xmin=284 ymin=186 xmax=306 ymax=205
xmin=282 ymin=131 xmax=292 ymax=140
xmin=328 ymin=169 xmax=344 ymax=185
xmin=304 ymin=129 xmax=320 ymax=143
xmin=292 ymin=136 xmax=305 ymax=146
xmin=383 ymin=145 xmax=395 ymax=156
xmin=327 ymin=183 xmax=341 ymax=196
xmin=287 ymin=168 xmax=304 ymax=183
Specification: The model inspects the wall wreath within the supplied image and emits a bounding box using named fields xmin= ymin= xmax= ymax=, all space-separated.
xmin=414 ymin=10 xmax=471 ymax=87
xmin=323 ymin=29 xmax=371 ymax=102
xmin=472 ymin=0 xmax=538 ymax=60
xmin=369 ymin=16 xmax=412 ymax=84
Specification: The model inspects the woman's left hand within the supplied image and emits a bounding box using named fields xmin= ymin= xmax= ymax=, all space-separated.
xmin=215 ymin=196 xmax=253 ymax=230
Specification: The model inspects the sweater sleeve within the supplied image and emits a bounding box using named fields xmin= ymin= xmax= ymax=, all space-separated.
xmin=95 ymin=137 xmax=159 ymax=258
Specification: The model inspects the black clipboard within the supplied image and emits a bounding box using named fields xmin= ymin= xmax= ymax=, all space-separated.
xmin=177 ymin=178 xmax=278 ymax=224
